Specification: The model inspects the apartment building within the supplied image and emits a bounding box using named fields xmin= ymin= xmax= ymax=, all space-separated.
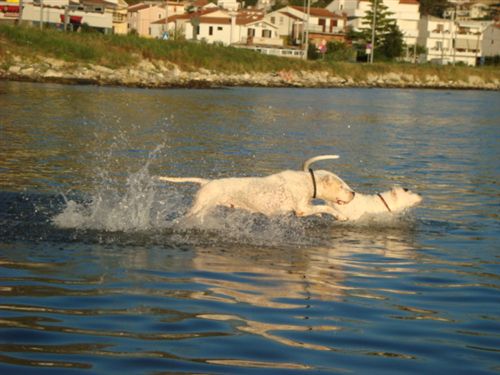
xmin=418 ymin=15 xmax=497 ymax=65
xmin=326 ymin=0 xmax=420 ymax=47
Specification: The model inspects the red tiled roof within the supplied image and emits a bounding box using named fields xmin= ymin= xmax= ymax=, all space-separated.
xmin=192 ymin=0 xmax=208 ymax=7
xmin=199 ymin=16 xmax=231 ymax=24
xmin=290 ymin=5 xmax=339 ymax=18
xmin=153 ymin=8 xmax=220 ymax=23
xmin=236 ymin=14 xmax=264 ymax=25
xmin=128 ymin=3 xmax=153 ymax=12
xmin=278 ymin=11 xmax=302 ymax=21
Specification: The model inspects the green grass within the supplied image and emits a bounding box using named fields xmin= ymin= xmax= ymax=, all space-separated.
xmin=0 ymin=24 xmax=310 ymax=72
xmin=1 ymin=24 xmax=498 ymax=83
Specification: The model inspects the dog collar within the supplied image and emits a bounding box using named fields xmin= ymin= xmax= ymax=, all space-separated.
xmin=308 ymin=168 xmax=317 ymax=199
xmin=377 ymin=193 xmax=392 ymax=212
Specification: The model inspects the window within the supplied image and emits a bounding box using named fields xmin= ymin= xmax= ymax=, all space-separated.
xmin=262 ymin=29 xmax=271 ymax=38
xmin=271 ymin=16 xmax=275 ymax=24
xmin=209 ymin=26 xmax=213 ymax=35
xmin=279 ymin=17 xmax=284 ymax=25
xmin=217 ymin=26 xmax=223 ymax=31
xmin=318 ymin=19 xmax=326 ymax=32
xmin=247 ymin=28 xmax=255 ymax=37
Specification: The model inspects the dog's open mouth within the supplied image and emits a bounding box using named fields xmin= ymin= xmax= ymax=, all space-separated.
xmin=336 ymin=200 xmax=347 ymax=205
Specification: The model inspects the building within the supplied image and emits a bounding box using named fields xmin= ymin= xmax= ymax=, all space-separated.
xmin=152 ymin=7 xmax=282 ymax=46
xmin=12 ymin=0 xmax=128 ymax=33
xmin=445 ymin=0 xmax=494 ymax=21
xmin=128 ymin=1 xmax=185 ymax=37
xmin=481 ymin=22 xmax=500 ymax=58
xmin=0 ymin=0 xmax=21 ymax=24
xmin=265 ymin=5 xmax=348 ymax=46
xmin=326 ymin=0 xmax=420 ymax=48
xmin=418 ymin=15 xmax=497 ymax=65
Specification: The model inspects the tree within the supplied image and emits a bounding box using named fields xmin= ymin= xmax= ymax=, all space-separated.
xmin=419 ymin=0 xmax=451 ymax=18
xmin=379 ymin=23 xmax=404 ymax=59
xmin=360 ymin=0 xmax=396 ymax=49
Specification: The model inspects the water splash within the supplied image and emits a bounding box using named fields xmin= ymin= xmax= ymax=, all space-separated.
xmin=52 ymin=146 xmax=183 ymax=232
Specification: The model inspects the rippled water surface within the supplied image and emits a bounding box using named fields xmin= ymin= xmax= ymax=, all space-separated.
xmin=0 ymin=81 xmax=499 ymax=374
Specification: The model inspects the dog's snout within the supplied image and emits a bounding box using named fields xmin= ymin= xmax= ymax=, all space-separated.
xmin=403 ymin=188 xmax=409 ymax=192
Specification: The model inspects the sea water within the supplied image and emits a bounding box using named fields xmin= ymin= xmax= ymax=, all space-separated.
xmin=0 ymin=82 xmax=499 ymax=374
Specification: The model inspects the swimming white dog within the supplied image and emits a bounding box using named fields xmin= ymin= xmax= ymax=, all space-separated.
xmin=329 ymin=186 xmax=422 ymax=221
xmin=157 ymin=155 xmax=354 ymax=222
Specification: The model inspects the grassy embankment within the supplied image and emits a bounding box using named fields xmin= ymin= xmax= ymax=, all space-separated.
xmin=1 ymin=24 xmax=499 ymax=83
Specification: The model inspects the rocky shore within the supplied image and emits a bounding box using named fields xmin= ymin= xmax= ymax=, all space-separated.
xmin=1 ymin=54 xmax=499 ymax=90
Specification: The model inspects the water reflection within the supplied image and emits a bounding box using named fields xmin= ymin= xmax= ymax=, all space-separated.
xmin=0 ymin=226 xmax=421 ymax=370
xmin=1 ymin=82 xmax=499 ymax=373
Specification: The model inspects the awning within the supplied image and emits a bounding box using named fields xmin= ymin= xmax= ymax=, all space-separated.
xmin=60 ymin=14 xmax=83 ymax=24
xmin=0 ymin=5 xmax=20 ymax=12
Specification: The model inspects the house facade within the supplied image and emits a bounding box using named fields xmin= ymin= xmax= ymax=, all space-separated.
xmin=235 ymin=12 xmax=281 ymax=46
xmin=151 ymin=7 xmax=282 ymax=47
xmin=128 ymin=3 xmax=166 ymax=36
xmin=265 ymin=5 xmax=347 ymax=46
xmin=19 ymin=0 xmax=118 ymax=33
xmin=326 ymin=0 xmax=420 ymax=47
xmin=128 ymin=1 xmax=185 ymax=37
xmin=418 ymin=15 xmax=497 ymax=65
xmin=0 ymin=0 xmax=21 ymax=24
xmin=481 ymin=22 xmax=500 ymax=58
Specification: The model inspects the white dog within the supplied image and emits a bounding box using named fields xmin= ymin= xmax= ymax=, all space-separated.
xmin=158 ymin=155 xmax=354 ymax=222
xmin=329 ymin=186 xmax=422 ymax=221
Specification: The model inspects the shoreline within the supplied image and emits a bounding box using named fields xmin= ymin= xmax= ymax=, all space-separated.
xmin=1 ymin=55 xmax=499 ymax=90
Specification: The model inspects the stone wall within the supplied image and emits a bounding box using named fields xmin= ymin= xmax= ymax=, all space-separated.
xmin=1 ymin=54 xmax=499 ymax=90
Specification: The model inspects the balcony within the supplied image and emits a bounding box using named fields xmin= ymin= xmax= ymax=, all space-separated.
xmin=243 ymin=36 xmax=284 ymax=47
xmin=306 ymin=24 xmax=344 ymax=35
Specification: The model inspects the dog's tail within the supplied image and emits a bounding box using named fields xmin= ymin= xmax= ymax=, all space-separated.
xmin=156 ymin=176 xmax=209 ymax=185
xmin=302 ymin=155 xmax=340 ymax=171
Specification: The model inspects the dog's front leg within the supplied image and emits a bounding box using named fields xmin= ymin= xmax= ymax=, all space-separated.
xmin=298 ymin=205 xmax=348 ymax=221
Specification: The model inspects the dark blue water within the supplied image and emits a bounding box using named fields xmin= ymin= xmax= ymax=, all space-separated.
xmin=0 ymin=81 xmax=499 ymax=374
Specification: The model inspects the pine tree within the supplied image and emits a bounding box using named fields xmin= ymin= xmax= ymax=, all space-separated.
xmin=359 ymin=0 xmax=403 ymax=59
xmin=380 ymin=23 xmax=404 ymax=59
xmin=360 ymin=0 xmax=396 ymax=50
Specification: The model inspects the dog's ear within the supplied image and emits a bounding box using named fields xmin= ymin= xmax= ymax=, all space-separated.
xmin=320 ymin=175 xmax=340 ymax=187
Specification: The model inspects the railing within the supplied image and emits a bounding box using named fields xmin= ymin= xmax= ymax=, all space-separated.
xmin=243 ymin=36 xmax=283 ymax=47
xmin=113 ymin=13 xmax=127 ymax=23
xmin=306 ymin=24 xmax=344 ymax=34
xmin=235 ymin=45 xmax=305 ymax=59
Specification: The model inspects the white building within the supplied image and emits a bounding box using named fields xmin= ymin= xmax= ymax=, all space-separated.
xmin=445 ymin=0 xmax=492 ymax=21
xmin=481 ymin=22 xmax=500 ymax=58
xmin=326 ymin=0 xmax=420 ymax=47
xmin=9 ymin=0 xmax=128 ymax=34
xmin=128 ymin=1 xmax=185 ymax=37
xmin=265 ymin=5 xmax=347 ymax=45
xmin=151 ymin=7 xmax=282 ymax=47
xmin=418 ymin=16 xmax=497 ymax=65
xmin=20 ymin=0 xmax=113 ymax=33
xmin=216 ymin=0 xmax=239 ymax=11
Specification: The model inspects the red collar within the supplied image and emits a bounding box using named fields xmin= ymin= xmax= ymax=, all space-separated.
xmin=377 ymin=193 xmax=392 ymax=212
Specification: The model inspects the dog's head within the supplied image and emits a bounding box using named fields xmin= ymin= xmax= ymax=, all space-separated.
xmin=315 ymin=171 xmax=355 ymax=205
xmin=384 ymin=186 xmax=422 ymax=211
